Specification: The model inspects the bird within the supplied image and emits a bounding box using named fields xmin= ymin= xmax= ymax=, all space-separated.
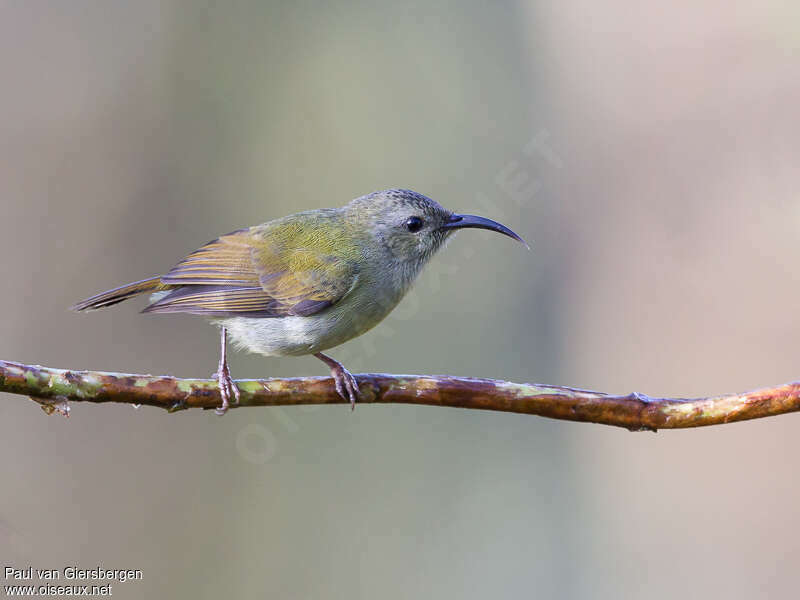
xmin=72 ymin=189 xmax=527 ymax=414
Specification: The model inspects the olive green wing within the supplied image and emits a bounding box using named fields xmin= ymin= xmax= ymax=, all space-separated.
xmin=143 ymin=226 xmax=359 ymax=317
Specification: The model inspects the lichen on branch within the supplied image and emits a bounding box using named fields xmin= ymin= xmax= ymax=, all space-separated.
xmin=2 ymin=359 xmax=799 ymax=431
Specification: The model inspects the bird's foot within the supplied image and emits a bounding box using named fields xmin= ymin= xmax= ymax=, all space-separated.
xmin=314 ymin=352 xmax=360 ymax=410
xmin=214 ymin=361 xmax=240 ymax=416
xmin=332 ymin=364 xmax=360 ymax=411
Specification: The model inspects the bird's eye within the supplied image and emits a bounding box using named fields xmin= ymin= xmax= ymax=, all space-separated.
xmin=405 ymin=216 xmax=424 ymax=233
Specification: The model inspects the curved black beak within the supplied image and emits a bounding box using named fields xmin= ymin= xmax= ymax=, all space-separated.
xmin=440 ymin=214 xmax=529 ymax=249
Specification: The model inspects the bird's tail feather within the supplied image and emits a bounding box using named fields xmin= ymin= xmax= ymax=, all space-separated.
xmin=71 ymin=276 xmax=163 ymax=311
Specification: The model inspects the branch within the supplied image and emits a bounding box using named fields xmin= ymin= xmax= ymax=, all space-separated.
xmin=2 ymin=359 xmax=799 ymax=431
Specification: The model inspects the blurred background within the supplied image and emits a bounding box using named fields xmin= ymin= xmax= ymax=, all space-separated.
xmin=2 ymin=1 xmax=800 ymax=598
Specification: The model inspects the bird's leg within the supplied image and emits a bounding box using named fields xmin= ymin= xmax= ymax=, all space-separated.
xmin=214 ymin=326 xmax=240 ymax=416
xmin=314 ymin=352 xmax=360 ymax=410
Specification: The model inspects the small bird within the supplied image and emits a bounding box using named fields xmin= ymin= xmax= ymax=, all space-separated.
xmin=72 ymin=189 xmax=527 ymax=414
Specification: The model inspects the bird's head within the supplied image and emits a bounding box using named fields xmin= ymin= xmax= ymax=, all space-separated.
xmin=346 ymin=189 xmax=527 ymax=267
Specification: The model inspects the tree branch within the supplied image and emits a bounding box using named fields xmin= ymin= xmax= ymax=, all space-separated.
xmin=2 ymin=359 xmax=799 ymax=430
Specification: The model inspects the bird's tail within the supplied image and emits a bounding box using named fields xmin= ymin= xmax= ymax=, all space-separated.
xmin=71 ymin=276 xmax=163 ymax=311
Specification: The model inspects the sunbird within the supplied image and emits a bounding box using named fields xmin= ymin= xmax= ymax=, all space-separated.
xmin=73 ymin=189 xmax=527 ymax=414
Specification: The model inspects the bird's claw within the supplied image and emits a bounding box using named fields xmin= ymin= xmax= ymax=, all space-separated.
xmin=331 ymin=365 xmax=359 ymax=411
xmin=214 ymin=363 xmax=240 ymax=416
xmin=312 ymin=352 xmax=360 ymax=411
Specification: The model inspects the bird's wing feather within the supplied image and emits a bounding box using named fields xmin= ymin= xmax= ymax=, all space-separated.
xmin=142 ymin=285 xmax=281 ymax=317
xmin=160 ymin=228 xmax=259 ymax=286
xmin=145 ymin=225 xmax=359 ymax=317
